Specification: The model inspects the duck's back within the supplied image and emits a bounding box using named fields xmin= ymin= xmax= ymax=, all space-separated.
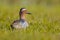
xmin=11 ymin=20 xmax=28 ymax=29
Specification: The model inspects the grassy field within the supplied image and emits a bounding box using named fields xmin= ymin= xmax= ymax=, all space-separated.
xmin=0 ymin=5 xmax=60 ymax=40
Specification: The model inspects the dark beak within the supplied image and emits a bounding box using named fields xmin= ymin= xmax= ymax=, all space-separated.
xmin=27 ymin=12 xmax=31 ymax=14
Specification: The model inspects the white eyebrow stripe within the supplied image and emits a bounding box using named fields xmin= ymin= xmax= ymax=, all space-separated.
xmin=22 ymin=9 xmax=26 ymax=11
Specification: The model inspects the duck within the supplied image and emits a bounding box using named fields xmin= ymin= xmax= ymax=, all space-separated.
xmin=11 ymin=8 xmax=31 ymax=29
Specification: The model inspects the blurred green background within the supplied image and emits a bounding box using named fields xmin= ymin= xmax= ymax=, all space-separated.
xmin=0 ymin=0 xmax=60 ymax=40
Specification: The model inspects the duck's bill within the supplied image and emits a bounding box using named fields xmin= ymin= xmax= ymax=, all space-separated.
xmin=27 ymin=12 xmax=31 ymax=14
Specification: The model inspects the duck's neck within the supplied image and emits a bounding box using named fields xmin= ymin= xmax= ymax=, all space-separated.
xmin=20 ymin=13 xmax=26 ymax=21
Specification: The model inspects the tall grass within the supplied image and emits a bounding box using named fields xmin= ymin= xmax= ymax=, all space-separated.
xmin=0 ymin=5 xmax=60 ymax=40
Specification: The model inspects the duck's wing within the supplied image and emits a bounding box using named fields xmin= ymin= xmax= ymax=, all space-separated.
xmin=11 ymin=20 xmax=22 ymax=29
xmin=11 ymin=20 xmax=29 ymax=29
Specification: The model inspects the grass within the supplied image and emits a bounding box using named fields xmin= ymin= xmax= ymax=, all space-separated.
xmin=0 ymin=5 xmax=60 ymax=40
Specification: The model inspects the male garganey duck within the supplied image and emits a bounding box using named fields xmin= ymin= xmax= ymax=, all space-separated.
xmin=11 ymin=8 xmax=31 ymax=29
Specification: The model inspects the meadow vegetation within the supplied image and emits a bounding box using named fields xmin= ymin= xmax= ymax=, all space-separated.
xmin=0 ymin=0 xmax=60 ymax=40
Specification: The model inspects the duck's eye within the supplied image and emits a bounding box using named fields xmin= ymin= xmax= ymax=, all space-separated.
xmin=22 ymin=10 xmax=27 ymax=13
